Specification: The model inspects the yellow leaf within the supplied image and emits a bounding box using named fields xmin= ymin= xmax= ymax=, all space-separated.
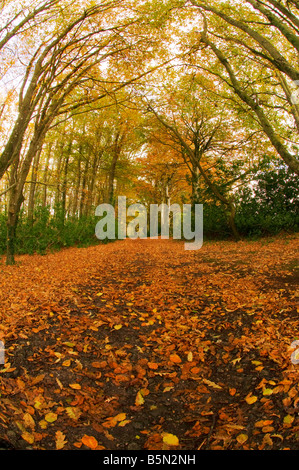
xmin=263 ymin=388 xmax=273 ymax=396
xmin=55 ymin=430 xmax=67 ymax=450
xmin=66 ymin=407 xmax=81 ymax=420
xmin=21 ymin=431 xmax=35 ymax=444
xmin=245 ymin=393 xmax=258 ymax=404
xmin=63 ymin=359 xmax=71 ymax=367
xmin=81 ymin=435 xmax=98 ymax=449
xmin=23 ymin=412 xmax=35 ymax=430
xmin=69 ymin=383 xmax=81 ymax=390
xmin=63 ymin=342 xmax=75 ymax=348
xmin=118 ymin=419 xmax=131 ymax=427
xmin=283 ymin=415 xmax=295 ymax=425
xmin=56 ymin=378 xmax=63 ymax=389
xmin=114 ymin=324 xmax=122 ymax=330
xmin=135 ymin=391 xmax=145 ymax=406
xmin=237 ymin=434 xmax=248 ymax=445
xmin=45 ymin=412 xmax=57 ymax=423
xmin=231 ymin=357 xmax=242 ymax=365
xmin=114 ymin=413 xmax=126 ymax=422
xmin=187 ymin=352 xmax=193 ymax=362
xmin=162 ymin=433 xmax=179 ymax=446
xmin=203 ymin=379 xmax=222 ymax=390
xmin=38 ymin=419 xmax=48 ymax=429
xmin=163 ymin=386 xmax=174 ymax=393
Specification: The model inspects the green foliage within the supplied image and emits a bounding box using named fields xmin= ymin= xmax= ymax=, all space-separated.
xmin=235 ymin=166 xmax=299 ymax=237
xmin=0 ymin=205 xmax=115 ymax=256
xmin=196 ymin=166 xmax=299 ymax=239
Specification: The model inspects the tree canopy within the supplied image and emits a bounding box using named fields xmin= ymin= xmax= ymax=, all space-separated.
xmin=0 ymin=0 xmax=298 ymax=263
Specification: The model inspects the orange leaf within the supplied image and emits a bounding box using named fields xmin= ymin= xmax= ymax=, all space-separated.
xmin=91 ymin=362 xmax=102 ymax=368
xmin=148 ymin=362 xmax=159 ymax=370
xmin=169 ymin=354 xmax=182 ymax=364
xmin=81 ymin=435 xmax=98 ymax=450
xmin=69 ymin=383 xmax=81 ymax=390
xmin=55 ymin=431 xmax=67 ymax=450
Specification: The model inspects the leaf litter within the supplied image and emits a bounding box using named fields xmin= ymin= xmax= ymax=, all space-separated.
xmin=0 ymin=236 xmax=298 ymax=450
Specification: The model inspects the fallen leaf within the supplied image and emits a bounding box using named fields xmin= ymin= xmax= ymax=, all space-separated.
xmin=169 ymin=353 xmax=182 ymax=364
xmin=245 ymin=393 xmax=258 ymax=404
xmin=148 ymin=362 xmax=159 ymax=369
xmin=237 ymin=433 xmax=248 ymax=445
xmin=162 ymin=433 xmax=179 ymax=446
xmin=23 ymin=412 xmax=35 ymax=430
xmin=55 ymin=430 xmax=67 ymax=450
xmin=255 ymin=420 xmax=273 ymax=428
xmin=135 ymin=391 xmax=145 ymax=406
xmin=81 ymin=434 xmax=98 ymax=449
xmin=203 ymin=379 xmax=222 ymax=390
xmin=283 ymin=415 xmax=295 ymax=425
xmin=102 ymin=413 xmax=127 ymax=428
xmin=69 ymin=383 xmax=81 ymax=390
xmin=187 ymin=352 xmax=193 ymax=362
xmin=118 ymin=419 xmax=131 ymax=427
xmin=66 ymin=407 xmax=81 ymax=420
xmin=21 ymin=431 xmax=35 ymax=444
xmin=45 ymin=412 xmax=57 ymax=423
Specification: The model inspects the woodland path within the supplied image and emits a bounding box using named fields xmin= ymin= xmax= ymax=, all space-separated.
xmin=0 ymin=236 xmax=298 ymax=450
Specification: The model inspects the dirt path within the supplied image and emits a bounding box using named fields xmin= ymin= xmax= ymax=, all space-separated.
xmin=0 ymin=237 xmax=298 ymax=450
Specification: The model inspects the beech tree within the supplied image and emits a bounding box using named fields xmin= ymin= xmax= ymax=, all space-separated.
xmin=0 ymin=0 xmax=163 ymax=264
xmin=184 ymin=0 xmax=299 ymax=175
xmin=140 ymin=71 xmax=269 ymax=239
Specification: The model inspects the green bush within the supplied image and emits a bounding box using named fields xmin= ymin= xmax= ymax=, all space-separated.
xmin=0 ymin=205 xmax=113 ymax=256
xmin=235 ymin=166 xmax=299 ymax=237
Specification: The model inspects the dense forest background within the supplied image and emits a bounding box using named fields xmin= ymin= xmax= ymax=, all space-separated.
xmin=0 ymin=0 xmax=298 ymax=263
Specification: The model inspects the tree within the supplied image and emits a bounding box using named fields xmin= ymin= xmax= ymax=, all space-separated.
xmin=142 ymin=73 xmax=267 ymax=239
xmin=185 ymin=0 xmax=299 ymax=175
xmin=1 ymin=0 xmax=161 ymax=264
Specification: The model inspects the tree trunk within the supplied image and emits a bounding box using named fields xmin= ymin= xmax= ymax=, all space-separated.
xmin=27 ymin=147 xmax=42 ymax=224
xmin=226 ymin=202 xmax=241 ymax=241
xmin=72 ymin=154 xmax=82 ymax=216
xmin=61 ymin=142 xmax=72 ymax=223
xmin=79 ymin=156 xmax=89 ymax=218
xmin=6 ymin=165 xmax=24 ymax=265
xmin=107 ymin=131 xmax=122 ymax=205
xmin=5 ymin=125 xmax=48 ymax=264
xmin=191 ymin=165 xmax=200 ymax=205
xmin=41 ymin=142 xmax=52 ymax=207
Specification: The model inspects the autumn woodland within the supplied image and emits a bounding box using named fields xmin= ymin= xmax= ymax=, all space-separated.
xmin=0 ymin=0 xmax=298 ymax=453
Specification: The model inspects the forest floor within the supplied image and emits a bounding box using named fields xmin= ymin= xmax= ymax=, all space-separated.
xmin=0 ymin=235 xmax=298 ymax=451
